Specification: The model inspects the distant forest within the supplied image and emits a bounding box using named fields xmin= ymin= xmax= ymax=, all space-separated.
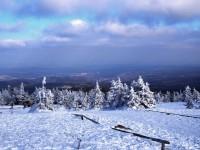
xmin=1 ymin=66 xmax=200 ymax=93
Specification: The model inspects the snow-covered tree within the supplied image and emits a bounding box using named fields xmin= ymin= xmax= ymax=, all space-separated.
xmin=106 ymin=78 xmax=124 ymax=109
xmin=105 ymin=91 xmax=113 ymax=109
xmin=131 ymin=76 xmax=156 ymax=108
xmin=32 ymin=88 xmax=54 ymax=111
xmin=184 ymin=86 xmax=194 ymax=109
xmin=45 ymin=90 xmax=54 ymax=108
xmin=121 ymin=83 xmax=130 ymax=107
xmin=52 ymin=88 xmax=64 ymax=105
xmin=29 ymin=77 xmax=54 ymax=112
xmin=131 ymin=75 xmax=145 ymax=91
xmin=173 ymin=92 xmax=179 ymax=102
xmin=72 ymin=90 xmax=85 ymax=110
xmin=8 ymin=85 xmax=15 ymax=106
xmin=106 ymin=81 xmax=116 ymax=109
xmin=0 ymin=91 xmax=4 ymax=105
xmin=193 ymin=88 xmax=200 ymax=108
xmin=1 ymin=88 xmax=12 ymax=105
xmin=93 ymin=81 xmax=105 ymax=110
xmin=13 ymin=82 xmax=29 ymax=105
xmin=155 ymin=92 xmax=164 ymax=103
xmin=163 ymin=91 xmax=171 ymax=102
xmin=138 ymin=82 xmax=156 ymax=108
xmin=78 ymin=90 xmax=86 ymax=109
xmin=62 ymin=90 xmax=74 ymax=109
xmin=127 ymin=87 xmax=140 ymax=109
xmin=82 ymin=93 xmax=89 ymax=110
xmin=88 ymin=83 xmax=97 ymax=109
xmin=193 ymin=89 xmax=200 ymax=102
xmin=173 ymin=91 xmax=184 ymax=102
xmin=31 ymin=87 xmax=39 ymax=103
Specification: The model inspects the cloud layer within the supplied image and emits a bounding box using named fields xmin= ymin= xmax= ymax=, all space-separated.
xmin=0 ymin=0 xmax=200 ymax=67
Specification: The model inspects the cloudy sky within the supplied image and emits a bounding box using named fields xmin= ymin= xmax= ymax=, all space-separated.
xmin=0 ymin=0 xmax=200 ymax=68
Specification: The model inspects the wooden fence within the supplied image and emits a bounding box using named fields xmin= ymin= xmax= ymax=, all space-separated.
xmin=146 ymin=109 xmax=200 ymax=119
xmin=73 ymin=113 xmax=170 ymax=150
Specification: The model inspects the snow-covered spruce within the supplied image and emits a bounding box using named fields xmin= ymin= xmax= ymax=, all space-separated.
xmin=193 ymin=88 xmax=200 ymax=108
xmin=29 ymin=77 xmax=54 ymax=112
xmin=173 ymin=91 xmax=184 ymax=102
xmin=73 ymin=90 xmax=86 ymax=110
xmin=183 ymin=86 xmax=200 ymax=109
xmin=184 ymin=86 xmax=194 ymax=109
xmin=127 ymin=87 xmax=140 ymax=109
xmin=93 ymin=81 xmax=105 ymax=110
xmin=129 ymin=76 xmax=156 ymax=109
xmin=106 ymin=78 xmax=125 ymax=109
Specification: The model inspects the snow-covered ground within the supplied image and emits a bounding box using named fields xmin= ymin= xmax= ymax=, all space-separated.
xmin=0 ymin=103 xmax=200 ymax=150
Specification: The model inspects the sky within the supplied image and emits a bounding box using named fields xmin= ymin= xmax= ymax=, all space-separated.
xmin=0 ymin=0 xmax=200 ymax=68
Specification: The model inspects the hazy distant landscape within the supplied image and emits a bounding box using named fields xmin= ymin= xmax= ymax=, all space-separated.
xmin=1 ymin=65 xmax=200 ymax=93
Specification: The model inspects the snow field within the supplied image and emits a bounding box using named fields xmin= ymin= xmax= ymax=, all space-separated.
xmin=0 ymin=102 xmax=200 ymax=150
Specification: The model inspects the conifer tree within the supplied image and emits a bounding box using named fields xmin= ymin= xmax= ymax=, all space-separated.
xmin=131 ymin=76 xmax=156 ymax=108
xmin=127 ymin=87 xmax=140 ymax=109
xmin=193 ymin=88 xmax=200 ymax=108
xmin=29 ymin=77 xmax=54 ymax=112
xmin=94 ymin=81 xmax=105 ymax=110
xmin=121 ymin=83 xmax=130 ymax=107
xmin=184 ymin=86 xmax=194 ymax=109
xmin=107 ymin=78 xmax=124 ymax=109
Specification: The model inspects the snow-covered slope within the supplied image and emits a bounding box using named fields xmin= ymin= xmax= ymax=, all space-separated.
xmin=0 ymin=103 xmax=199 ymax=150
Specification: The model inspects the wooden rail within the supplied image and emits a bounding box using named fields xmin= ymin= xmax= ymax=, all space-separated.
xmin=146 ymin=109 xmax=200 ymax=119
xmin=112 ymin=125 xmax=170 ymax=150
xmin=73 ymin=114 xmax=170 ymax=150
xmin=73 ymin=114 xmax=100 ymax=124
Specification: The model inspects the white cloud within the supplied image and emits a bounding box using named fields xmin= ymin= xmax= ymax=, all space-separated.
xmin=124 ymin=0 xmax=200 ymax=18
xmin=98 ymin=22 xmax=127 ymax=36
xmin=42 ymin=36 xmax=71 ymax=43
xmin=45 ymin=19 xmax=90 ymax=38
xmin=97 ymin=21 xmax=176 ymax=37
xmin=0 ymin=39 xmax=26 ymax=47
xmin=35 ymin=0 xmax=200 ymax=19
xmin=69 ymin=19 xmax=89 ymax=31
